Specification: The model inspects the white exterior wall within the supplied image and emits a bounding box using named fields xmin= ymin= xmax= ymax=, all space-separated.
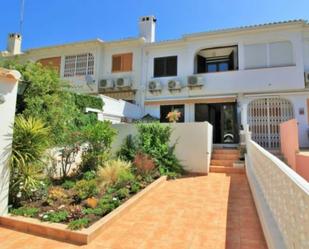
xmin=25 ymin=42 xmax=101 ymax=94
xmin=239 ymin=93 xmax=309 ymax=148
xmin=144 ymin=28 xmax=305 ymax=103
xmin=99 ymin=42 xmax=143 ymax=105
xmin=0 ymin=69 xmax=20 ymax=215
xmin=111 ymin=122 xmax=213 ymax=174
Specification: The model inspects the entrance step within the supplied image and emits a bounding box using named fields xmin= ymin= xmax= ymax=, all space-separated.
xmin=211 ymin=159 xmax=235 ymax=167
xmin=209 ymin=165 xmax=245 ymax=174
xmin=210 ymin=148 xmax=244 ymax=174
xmin=211 ymin=153 xmax=239 ymax=160
xmin=212 ymin=149 xmax=240 ymax=155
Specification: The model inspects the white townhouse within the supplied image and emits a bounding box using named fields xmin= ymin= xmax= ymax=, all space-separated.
xmin=1 ymin=17 xmax=309 ymax=149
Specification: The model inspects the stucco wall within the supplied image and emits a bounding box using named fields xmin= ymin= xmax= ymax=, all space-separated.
xmin=296 ymin=154 xmax=309 ymax=181
xmin=280 ymin=119 xmax=299 ymax=170
xmin=0 ymin=69 xmax=20 ymax=215
xmin=246 ymin=139 xmax=309 ymax=249
xmin=111 ymin=122 xmax=213 ymax=174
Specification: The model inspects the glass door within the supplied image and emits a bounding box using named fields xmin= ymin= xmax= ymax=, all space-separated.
xmin=221 ymin=103 xmax=238 ymax=143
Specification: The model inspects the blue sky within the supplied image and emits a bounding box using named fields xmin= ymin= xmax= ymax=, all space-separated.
xmin=0 ymin=0 xmax=308 ymax=50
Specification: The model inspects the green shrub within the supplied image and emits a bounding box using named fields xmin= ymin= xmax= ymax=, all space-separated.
xmin=82 ymin=171 xmax=96 ymax=181
xmin=98 ymin=159 xmax=132 ymax=186
xmin=10 ymin=207 xmax=39 ymax=217
xmin=73 ymin=180 xmax=98 ymax=200
xmin=61 ymin=180 xmax=75 ymax=190
xmin=67 ymin=218 xmax=90 ymax=230
xmin=82 ymin=208 xmax=104 ymax=216
xmin=98 ymin=195 xmax=121 ymax=214
xmin=137 ymin=123 xmax=183 ymax=174
xmin=116 ymin=170 xmax=135 ymax=188
xmin=115 ymin=188 xmax=130 ymax=199
xmin=130 ymin=182 xmax=141 ymax=194
xmin=80 ymin=122 xmax=117 ymax=172
xmin=117 ymin=135 xmax=137 ymax=162
xmin=72 ymin=93 xmax=103 ymax=111
xmin=42 ymin=210 xmax=68 ymax=223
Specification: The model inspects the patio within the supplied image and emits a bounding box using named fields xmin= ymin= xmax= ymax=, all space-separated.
xmin=0 ymin=173 xmax=267 ymax=249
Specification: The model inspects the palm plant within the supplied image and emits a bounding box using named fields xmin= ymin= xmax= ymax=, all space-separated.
xmin=10 ymin=115 xmax=50 ymax=205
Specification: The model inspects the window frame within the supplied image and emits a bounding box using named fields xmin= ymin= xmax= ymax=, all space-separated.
xmin=63 ymin=53 xmax=94 ymax=77
xmin=111 ymin=53 xmax=133 ymax=73
xmin=153 ymin=56 xmax=178 ymax=78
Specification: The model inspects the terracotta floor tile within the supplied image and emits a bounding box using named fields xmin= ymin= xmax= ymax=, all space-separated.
xmin=0 ymin=173 xmax=267 ymax=249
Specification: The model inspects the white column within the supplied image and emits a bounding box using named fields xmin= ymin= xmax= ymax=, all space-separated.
xmin=0 ymin=69 xmax=20 ymax=215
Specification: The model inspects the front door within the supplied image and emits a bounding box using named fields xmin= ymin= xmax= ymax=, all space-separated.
xmin=195 ymin=103 xmax=238 ymax=144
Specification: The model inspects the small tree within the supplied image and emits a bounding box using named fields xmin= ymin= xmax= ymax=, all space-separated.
xmin=81 ymin=122 xmax=117 ymax=172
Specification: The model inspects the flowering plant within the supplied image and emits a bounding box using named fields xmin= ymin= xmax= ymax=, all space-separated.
xmin=166 ymin=110 xmax=181 ymax=123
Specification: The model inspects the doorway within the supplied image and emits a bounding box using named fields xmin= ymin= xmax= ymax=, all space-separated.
xmin=248 ymin=98 xmax=294 ymax=149
xmin=195 ymin=103 xmax=238 ymax=144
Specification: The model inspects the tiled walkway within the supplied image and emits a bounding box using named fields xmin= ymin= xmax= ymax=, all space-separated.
xmin=0 ymin=173 xmax=267 ymax=249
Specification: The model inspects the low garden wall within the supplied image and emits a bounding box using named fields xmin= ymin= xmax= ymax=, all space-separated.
xmin=246 ymin=139 xmax=309 ymax=249
xmin=0 ymin=69 xmax=20 ymax=215
xmin=112 ymin=122 xmax=213 ymax=174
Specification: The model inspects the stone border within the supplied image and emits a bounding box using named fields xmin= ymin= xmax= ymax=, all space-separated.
xmin=0 ymin=176 xmax=167 ymax=245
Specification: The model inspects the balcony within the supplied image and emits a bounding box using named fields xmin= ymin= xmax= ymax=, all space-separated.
xmin=146 ymin=65 xmax=304 ymax=99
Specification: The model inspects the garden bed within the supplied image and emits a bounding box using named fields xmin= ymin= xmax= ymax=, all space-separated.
xmin=0 ymin=176 xmax=167 ymax=245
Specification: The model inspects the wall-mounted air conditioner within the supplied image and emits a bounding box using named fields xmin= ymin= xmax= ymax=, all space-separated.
xmin=148 ymin=80 xmax=162 ymax=92
xmin=167 ymin=79 xmax=181 ymax=91
xmin=99 ymin=79 xmax=114 ymax=90
xmin=116 ymin=77 xmax=132 ymax=89
xmin=187 ymin=75 xmax=204 ymax=88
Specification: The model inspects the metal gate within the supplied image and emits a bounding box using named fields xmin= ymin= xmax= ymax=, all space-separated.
xmin=248 ymin=98 xmax=294 ymax=149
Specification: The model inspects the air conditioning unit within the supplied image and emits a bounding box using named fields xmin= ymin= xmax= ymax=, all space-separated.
xmin=116 ymin=77 xmax=132 ymax=89
xmin=148 ymin=80 xmax=162 ymax=92
xmin=99 ymin=79 xmax=114 ymax=90
xmin=167 ymin=79 xmax=181 ymax=91
xmin=187 ymin=75 xmax=204 ymax=87
xmin=305 ymin=72 xmax=309 ymax=88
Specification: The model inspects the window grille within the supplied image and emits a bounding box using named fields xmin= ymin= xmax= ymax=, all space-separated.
xmin=64 ymin=53 xmax=94 ymax=77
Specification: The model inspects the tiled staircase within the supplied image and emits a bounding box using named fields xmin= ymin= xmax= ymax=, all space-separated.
xmin=210 ymin=148 xmax=245 ymax=174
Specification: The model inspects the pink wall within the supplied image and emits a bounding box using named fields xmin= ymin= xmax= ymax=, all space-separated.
xmin=280 ymin=119 xmax=299 ymax=170
xmin=296 ymin=154 xmax=309 ymax=181
xmin=280 ymin=119 xmax=309 ymax=181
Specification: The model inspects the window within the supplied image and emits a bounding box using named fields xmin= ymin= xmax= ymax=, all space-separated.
xmin=244 ymin=41 xmax=294 ymax=69
xmin=37 ymin=57 xmax=61 ymax=74
xmin=195 ymin=46 xmax=238 ymax=74
xmin=112 ymin=53 xmax=133 ymax=72
xmin=63 ymin=53 xmax=94 ymax=77
xmin=195 ymin=104 xmax=209 ymax=122
xmin=160 ymin=105 xmax=184 ymax=123
xmin=269 ymin=41 xmax=293 ymax=67
xmin=244 ymin=44 xmax=267 ymax=69
xmin=154 ymin=56 xmax=177 ymax=77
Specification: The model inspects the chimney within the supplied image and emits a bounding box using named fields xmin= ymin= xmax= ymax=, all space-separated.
xmin=7 ymin=33 xmax=22 ymax=55
xmin=139 ymin=16 xmax=156 ymax=43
